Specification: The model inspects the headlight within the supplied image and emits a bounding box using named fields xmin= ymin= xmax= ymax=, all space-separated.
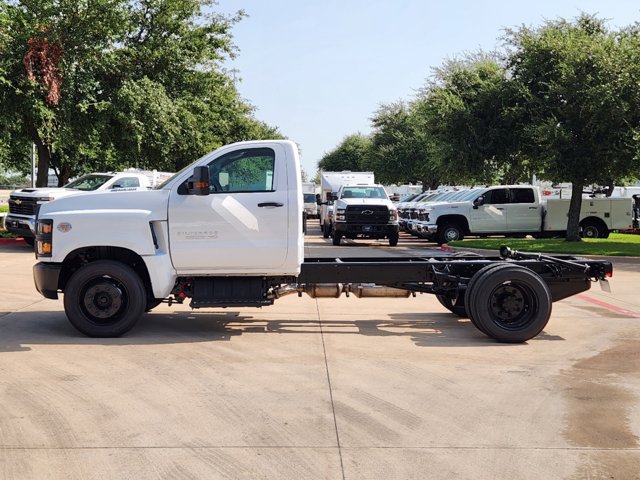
xmin=336 ymin=208 xmax=346 ymax=221
xmin=35 ymin=219 xmax=53 ymax=258
xmin=389 ymin=209 xmax=398 ymax=222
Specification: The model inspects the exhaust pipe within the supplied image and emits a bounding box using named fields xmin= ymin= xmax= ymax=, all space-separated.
xmin=347 ymin=284 xmax=411 ymax=298
xmin=273 ymin=283 xmax=411 ymax=299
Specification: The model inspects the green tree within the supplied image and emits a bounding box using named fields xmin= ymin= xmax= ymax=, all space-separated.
xmin=318 ymin=133 xmax=372 ymax=172
xmin=368 ymin=101 xmax=439 ymax=189
xmin=506 ymin=15 xmax=640 ymax=240
xmin=0 ymin=0 xmax=282 ymax=186
xmin=415 ymin=55 xmax=532 ymax=186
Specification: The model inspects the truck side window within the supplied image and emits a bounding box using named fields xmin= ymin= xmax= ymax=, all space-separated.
xmin=484 ymin=188 xmax=509 ymax=205
xmin=208 ymin=148 xmax=275 ymax=193
xmin=510 ymin=188 xmax=535 ymax=203
xmin=112 ymin=177 xmax=140 ymax=188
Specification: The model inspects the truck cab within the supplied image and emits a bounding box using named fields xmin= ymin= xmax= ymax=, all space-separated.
xmin=331 ymin=184 xmax=399 ymax=246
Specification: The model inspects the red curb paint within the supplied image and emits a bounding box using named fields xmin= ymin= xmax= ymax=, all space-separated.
xmin=0 ymin=237 xmax=27 ymax=245
xmin=576 ymin=294 xmax=640 ymax=319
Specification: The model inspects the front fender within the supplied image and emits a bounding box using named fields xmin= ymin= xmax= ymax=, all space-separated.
xmin=47 ymin=209 xmax=157 ymax=262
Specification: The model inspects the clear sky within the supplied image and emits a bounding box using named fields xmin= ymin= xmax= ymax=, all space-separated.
xmin=215 ymin=0 xmax=640 ymax=177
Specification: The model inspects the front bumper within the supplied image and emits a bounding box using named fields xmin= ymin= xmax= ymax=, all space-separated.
xmin=334 ymin=222 xmax=399 ymax=237
xmin=4 ymin=215 xmax=36 ymax=238
xmin=33 ymin=262 xmax=62 ymax=299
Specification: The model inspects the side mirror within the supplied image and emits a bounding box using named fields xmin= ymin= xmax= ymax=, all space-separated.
xmin=473 ymin=196 xmax=485 ymax=209
xmin=187 ymin=166 xmax=210 ymax=196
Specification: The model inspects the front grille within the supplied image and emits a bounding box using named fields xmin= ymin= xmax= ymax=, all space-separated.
xmin=409 ymin=210 xmax=418 ymax=219
xmin=345 ymin=205 xmax=389 ymax=224
xmin=9 ymin=195 xmax=38 ymax=215
xmin=418 ymin=212 xmax=430 ymax=221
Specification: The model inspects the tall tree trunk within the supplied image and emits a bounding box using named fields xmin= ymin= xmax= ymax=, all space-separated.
xmin=565 ymin=182 xmax=584 ymax=242
xmin=24 ymin=118 xmax=52 ymax=187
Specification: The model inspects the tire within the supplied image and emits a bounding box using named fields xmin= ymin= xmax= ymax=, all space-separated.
xmin=436 ymin=292 xmax=467 ymax=317
xmin=63 ymin=260 xmax=147 ymax=337
xmin=580 ymin=220 xmax=608 ymax=239
xmin=332 ymin=231 xmax=342 ymax=246
xmin=464 ymin=263 xmax=516 ymax=333
xmin=323 ymin=221 xmax=331 ymax=238
xmin=388 ymin=232 xmax=399 ymax=246
xmin=23 ymin=237 xmax=35 ymax=247
xmin=437 ymin=222 xmax=464 ymax=245
xmin=467 ymin=265 xmax=552 ymax=343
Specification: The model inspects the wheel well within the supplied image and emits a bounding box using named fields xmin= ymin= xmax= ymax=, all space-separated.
xmin=580 ymin=216 xmax=607 ymax=231
xmin=436 ymin=215 xmax=469 ymax=234
xmin=60 ymin=246 xmax=153 ymax=298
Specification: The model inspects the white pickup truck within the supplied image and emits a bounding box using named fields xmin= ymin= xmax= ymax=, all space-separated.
xmin=5 ymin=171 xmax=169 ymax=245
xmin=412 ymin=185 xmax=633 ymax=244
xmin=32 ymin=140 xmax=613 ymax=344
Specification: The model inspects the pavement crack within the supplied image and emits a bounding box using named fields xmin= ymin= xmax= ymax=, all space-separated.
xmin=316 ymin=299 xmax=346 ymax=480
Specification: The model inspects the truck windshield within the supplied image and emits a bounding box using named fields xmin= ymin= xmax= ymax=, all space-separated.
xmin=341 ymin=186 xmax=388 ymax=199
xmin=64 ymin=174 xmax=113 ymax=191
xmin=303 ymin=194 xmax=316 ymax=203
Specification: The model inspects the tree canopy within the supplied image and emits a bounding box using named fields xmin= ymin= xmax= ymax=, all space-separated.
xmin=0 ymin=0 xmax=283 ymax=185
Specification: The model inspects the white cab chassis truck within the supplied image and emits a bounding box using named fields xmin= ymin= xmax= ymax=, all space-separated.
xmin=33 ymin=140 xmax=612 ymax=343
xmin=331 ymin=184 xmax=399 ymax=246
xmin=318 ymin=171 xmax=374 ymax=238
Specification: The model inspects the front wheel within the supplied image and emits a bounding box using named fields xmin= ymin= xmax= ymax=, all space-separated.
xmin=63 ymin=260 xmax=146 ymax=337
xmin=388 ymin=232 xmax=399 ymax=246
xmin=437 ymin=222 xmax=464 ymax=245
xmin=332 ymin=232 xmax=342 ymax=246
xmin=323 ymin=221 xmax=331 ymax=238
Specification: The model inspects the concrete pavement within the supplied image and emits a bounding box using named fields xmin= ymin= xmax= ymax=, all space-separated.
xmin=0 ymin=230 xmax=639 ymax=479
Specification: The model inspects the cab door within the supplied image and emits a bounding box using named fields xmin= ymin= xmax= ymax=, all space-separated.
xmin=506 ymin=187 xmax=541 ymax=231
xmin=469 ymin=188 xmax=509 ymax=232
xmin=168 ymin=145 xmax=289 ymax=272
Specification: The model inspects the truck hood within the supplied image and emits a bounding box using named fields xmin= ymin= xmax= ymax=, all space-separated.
xmin=336 ymin=198 xmax=395 ymax=208
xmin=38 ymin=189 xmax=170 ymax=221
xmin=11 ymin=187 xmax=82 ymax=199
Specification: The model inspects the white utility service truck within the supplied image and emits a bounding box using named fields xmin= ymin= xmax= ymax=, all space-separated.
xmin=410 ymin=185 xmax=633 ymax=244
xmin=33 ymin=140 xmax=612 ymax=343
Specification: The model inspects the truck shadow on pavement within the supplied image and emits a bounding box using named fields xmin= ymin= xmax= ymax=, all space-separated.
xmin=0 ymin=309 xmax=564 ymax=352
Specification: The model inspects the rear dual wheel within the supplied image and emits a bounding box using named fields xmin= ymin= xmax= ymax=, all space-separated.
xmin=464 ymin=264 xmax=552 ymax=343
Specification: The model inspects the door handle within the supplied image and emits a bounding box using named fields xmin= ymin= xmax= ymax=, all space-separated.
xmin=258 ymin=202 xmax=284 ymax=207
xmin=528 ymin=207 xmax=538 ymax=210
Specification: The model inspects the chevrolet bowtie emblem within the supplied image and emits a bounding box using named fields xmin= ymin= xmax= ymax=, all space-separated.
xmin=362 ymin=210 xmax=373 ymax=215
xmin=15 ymin=199 xmax=22 ymax=205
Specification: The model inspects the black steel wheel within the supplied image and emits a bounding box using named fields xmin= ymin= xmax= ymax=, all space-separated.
xmin=465 ymin=263 xmax=515 ymax=333
xmin=468 ymin=265 xmax=552 ymax=343
xmin=437 ymin=222 xmax=464 ymax=245
xmin=64 ymin=260 xmax=146 ymax=337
